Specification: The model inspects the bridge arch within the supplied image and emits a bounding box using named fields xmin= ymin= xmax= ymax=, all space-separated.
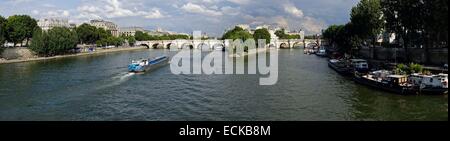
xmin=166 ymin=43 xmax=177 ymax=49
xmin=212 ymin=43 xmax=225 ymax=51
xmin=140 ymin=43 xmax=150 ymax=49
xmin=279 ymin=43 xmax=289 ymax=49
xmin=292 ymin=42 xmax=303 ymax=48
xmin=269 ymin=43 xmax=276 ymax=48
xmin=181 ymin=43 xmax=194 ymax=50
xmin=198 ymin=43 xmax=211 ymax=51
xmin=152 ymin=43 xmax=164 ymax=49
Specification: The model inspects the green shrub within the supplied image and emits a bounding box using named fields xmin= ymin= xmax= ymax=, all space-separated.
xmin=395 ymin=63 xmax=424 ymax=75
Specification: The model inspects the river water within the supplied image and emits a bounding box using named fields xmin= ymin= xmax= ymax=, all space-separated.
xmin=0 ymin=49 xmax=447 ymax=121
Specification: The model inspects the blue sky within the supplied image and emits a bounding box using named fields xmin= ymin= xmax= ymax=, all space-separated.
xmin=0 ymin=0 xmax=360 ymax=36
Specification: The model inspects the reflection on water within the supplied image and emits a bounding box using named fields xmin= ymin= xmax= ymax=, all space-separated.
xmin=0 ymin=49 xmax=447 ymax=121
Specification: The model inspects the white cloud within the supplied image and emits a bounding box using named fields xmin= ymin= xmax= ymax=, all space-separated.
xmin=31 ymin=9 xmax=71 ymax=19
xmin=300 ymin=16 xmax=325 ymax=34
xmin=75 ymin=0 xmax=166 ymax=20
xmin=181 ymin=3 xmax=222 ymax=16
xmin=103 ymin=0 xmax=135 ymax=18
xmin=144 ymin=8 xmax=165 ymax=19
xmin=32 ymin=10 xmax=39 ymax=15
xmin=6 ymin=0 xmax=35 ymax=4
xmin=62 ymin=10 xmax=70 ymax=17
xmin=284 ymin=4 xmax=303 ymax=18
xmin=221 ymin=6 xmax=240 ymax=16
xmin=195 ymin=0 xmax=221 ymax=4
xmin=42 ymin=3 xmax=55 ymax=8
xmin=227 ymin=0 xmax=251 ymax=5
xmin=77 ymin=5 xmax=101 ymax=13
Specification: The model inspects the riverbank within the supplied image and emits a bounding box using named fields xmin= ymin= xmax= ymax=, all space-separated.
xmin=0 ymin=46 xmax=147 ymax=64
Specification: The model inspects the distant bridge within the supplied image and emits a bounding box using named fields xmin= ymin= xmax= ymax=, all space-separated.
xmin=135 ymin=39 xmax=321 ymax=50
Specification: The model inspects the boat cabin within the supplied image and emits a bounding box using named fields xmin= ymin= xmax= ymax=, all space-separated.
xmin=409 ymin=73 xmax=448 ymax=89
xmin=385 ymin=75 xmax=409 ymax=86
xmin=409 ymin=73 xmax=425 ymax=86
xmin=371 ymin=70 xmax=392 ymax=78
xmin=350 ymin=59 xmax=369 ymax=73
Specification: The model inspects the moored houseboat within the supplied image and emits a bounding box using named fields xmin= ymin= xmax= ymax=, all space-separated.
xmin=349 ymin=59 xmax=369 ymax=73
xmin=409 ymin=73 xmax=448 ymax=95
xmin=328 ymin=59 xmax=353 ymax=76
xmin=328 ymin=58 xmax=370 ymax=76
xmin=353 ymin=70 xmax=417 ymax=95
xmin=316 ymin=48 xmax=327 ymax=57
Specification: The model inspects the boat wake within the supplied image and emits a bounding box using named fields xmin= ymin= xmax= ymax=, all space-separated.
xmin=116 ymin=72 xmax=135 ymax=81
xmin=96 ymin=72 xmax=135 ymax=91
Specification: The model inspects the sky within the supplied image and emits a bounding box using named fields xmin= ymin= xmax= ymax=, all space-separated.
xmin=0 ymin=0 xmax=360 ymax=37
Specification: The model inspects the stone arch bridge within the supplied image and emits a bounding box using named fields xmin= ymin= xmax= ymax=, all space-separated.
xmin=135 ymin=39 xmax=319 ymax=50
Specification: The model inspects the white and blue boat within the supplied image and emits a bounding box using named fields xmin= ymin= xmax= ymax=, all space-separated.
xmin=128 ymin=56 xmax=169 ymax=73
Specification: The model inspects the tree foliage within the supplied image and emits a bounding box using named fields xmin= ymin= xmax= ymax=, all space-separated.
xmin=275 ymin=29 xmax=301 ymax=39
xmin=75 ymin=23 xmax=126 ymax=47
xmin=30 ymin=27 xmax=78 ymax=56
xmin=322 ymin=25 xmax=343 ymax=46
xmin=253 ymin=28 xmax=271 ymax=44
xmin=323 ymin=23 xmax=361 ymax=53
xmin=395 ymin=63 xmax=424 ymax=75
xmin=322 ymin=0 xmax=450 ymax=58
xmin=96 ymin=36 xmax=125 ymax=47
xmin=4 ymin=15 xmax=37 ymax=46
xmin=134 ymin=31 xmax=190 ymax=41
xmin=75 ymin=23 xmax=98 ymax=44
xmin=221 ymin=26 xmax=253 ymax=41
xmin=122 ymin=36 xmax=136 ymax=46
xmin=29 ymin=28 xmax=47 ymax=55
xmin=0 ymin=15 xmax=6 ymax=48
xmin=134 ymin=31 xmax=147 ymax=41
xmin=350 ymin=0 xmax=384 ymax=44
xmin=381 ymin=0 xmax=448 ymax=63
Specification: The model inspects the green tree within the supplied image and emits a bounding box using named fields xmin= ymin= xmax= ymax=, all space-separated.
xmin=135 ymin=31 xmax=149 ymax=41
xmin=350 ymin=0 xmax=383 ymax=46
xmin=96 ymin=28 xmax=112 ymax=41
xmin=323 ymin=23 xmax=361 ymax=54
xmin=76 ymin=23 xmax=98 ymax=44
xmin=322 ymin=25 xmax=342 ymax=46
xmin=96 ymin=38 xmax=107 ymax=47
xmin=128 ymin=37 xmax=136 ymax=46
xmin=253 ymin=28 xmax=271 ymax=44
xmin=121 ymin=36 xmax=136 ymax=46
xmin=381 ymin=0 xmax=448 ymax=63
xmin=47 ymin=27 xmax=78 ymax=56
xmin=29 ymin=28 xmax=48 ymax=56
xmin=109 ymin=36 xmax=125 ymax=47
xmin=134 ymin=31 xmax=191 ymax=41
xmin=222 ymin=26 xmax=253 ymax=41
xmin=97 ymin=36 xmax=125 ymax=47
xmin=275 ymin=29 xmax=287 ymax=39
xmin=30 ymin=27 xmax=78 ymax=56
xmin=5 ymin=15 xmax=37 ymax=47
xmin=422 ymin=0 xmax=447 ymax=63
xmin=275 ymin=29 xmax=301 ymax=39
xmin=0 ymin=15 xmax=6 ymax=48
